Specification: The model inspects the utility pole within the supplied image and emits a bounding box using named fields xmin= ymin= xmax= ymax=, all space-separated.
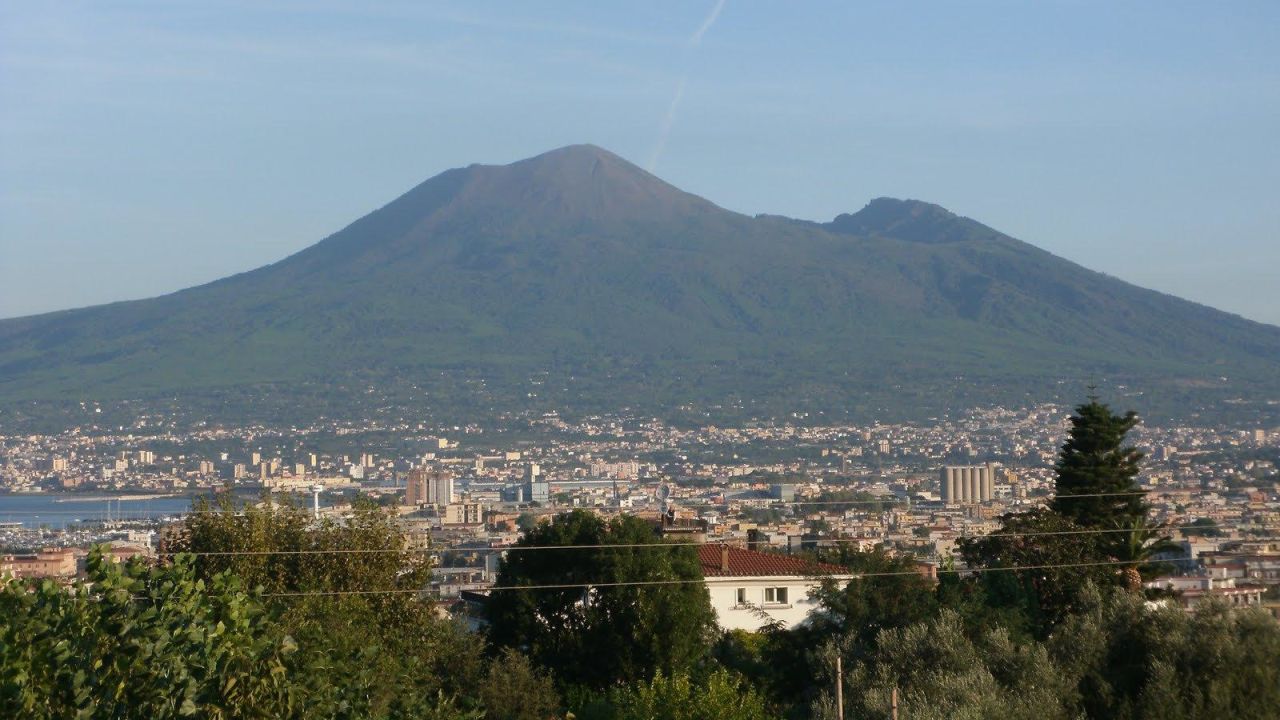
xmin=835 ymin=656 xmax=844 ymax=720
xmin=891 ymin=686 xmax=899 ymax=720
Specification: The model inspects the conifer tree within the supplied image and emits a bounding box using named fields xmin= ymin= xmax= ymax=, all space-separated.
xmin=1050 ymin=397 xmax=1147 ymax=529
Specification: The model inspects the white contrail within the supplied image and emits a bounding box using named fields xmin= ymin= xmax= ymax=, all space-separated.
xmin=689 ymin=0 xmax=726 ymax=46
xmin=647 ymin=76 xmax=687 ymax=173
xmin=648 ymin=0 xmax=725 ymax=173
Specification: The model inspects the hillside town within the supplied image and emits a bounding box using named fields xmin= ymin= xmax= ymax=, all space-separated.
xmin=3 ymin=402 xmax=1277 ymax=619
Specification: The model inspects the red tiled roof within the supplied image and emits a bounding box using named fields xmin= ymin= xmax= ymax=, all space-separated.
xmin=697 ymin=544 xmax=848 ymax=578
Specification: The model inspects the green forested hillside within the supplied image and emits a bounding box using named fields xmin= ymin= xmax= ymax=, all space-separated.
xmin=2 ymin=145 xmax=1277 ymax=423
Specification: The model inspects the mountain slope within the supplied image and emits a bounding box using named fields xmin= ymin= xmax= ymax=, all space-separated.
xmin=2 ymin=145 xmax=1278 ymax=423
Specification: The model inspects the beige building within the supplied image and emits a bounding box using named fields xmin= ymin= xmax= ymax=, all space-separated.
xmin=407 ymin=468 xmax=454 ymax=507
xmin=1 ymin=547 xmax=78 ymax=579
xmin=442 ymin=502 xmax=485 ymax=526
xmin=940 ymin=464 xmax=995 ymax=504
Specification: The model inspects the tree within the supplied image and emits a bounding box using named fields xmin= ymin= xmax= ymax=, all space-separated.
xmin=1180 ymin=517 xmax=1222 ymax=537
xmin=485 ymin=510 xmax=716 ymax=690
xmin=170 ymin=493 xmax=431 ymax=597
xmin=0 ymin=550 xmax=305 ymax=719
xmin=806 ymin=547 xmax=938 ymax=651
xmin=0 ymin=549 xmax=485 ymax=720
xmin=1110 ymin=518 xmax=1180 ymax=591
xmin=727 ymin=547 xmax=943 ymax=716
xmin=477 ymin=649 xmax=561 ymax=720
xmin=574 ymin=669 xmax=770 ymax=720
xmin=713 ymin=623 xmax=814 ymax=717
xmin=933 ymin=555 xmax=1034 ymax=643
xmin=813 ymin=611 xmax=1073 ymax=720
xmin=1050 ymin=585 xmax=1280 ymax=719
xmin=515 ymin=512 xmax=539 ymax=533
xmin=1051 ymin=398 xmax=1147 ymax=531
xmin=168 ymin=494 xmax=484 ymax=716
xmin=957 ymin=508 xmax=1113 ymax=635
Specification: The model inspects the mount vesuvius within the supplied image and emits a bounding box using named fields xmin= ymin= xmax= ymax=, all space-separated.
xmin=3 ymin=144 xmax=1278 ymax=424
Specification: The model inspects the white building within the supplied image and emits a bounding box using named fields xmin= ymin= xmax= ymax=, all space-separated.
xmin=696 ymin=544 xmax=856 ymax=631
xmin=1144 ymin=574 xmax=1266 ymax=612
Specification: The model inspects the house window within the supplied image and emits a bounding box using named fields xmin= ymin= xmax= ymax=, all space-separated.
xmin=735 ymin=588 xmax=747 ymax=606
xmin=764 ymin=587 xmax=789 ymax=605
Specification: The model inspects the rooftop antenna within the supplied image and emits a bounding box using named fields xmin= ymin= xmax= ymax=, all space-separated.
xmin=655 ymin=483 xmax=671 ymax=518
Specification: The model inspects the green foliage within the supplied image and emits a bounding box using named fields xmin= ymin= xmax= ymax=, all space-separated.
xmin=816 ymin=610 xmax=1074 ymax=720
xmin=515 ymin=512 xmax=540 ymax=533
xmin=958 ymin=508 xmax=1113 ymax=635
xmin=485 ymin=510 xmax=716 ymax=690
xmin=712 ymin=624 xmax=821 ymax=717
xmin=0 ymin=550 xmax=308 ymax=719
xmin=1180 ymin=517 xmax=1222 ymax=537
xmin=1049 ymin=586 xmax=1280 ymax=720
xmin=958 ymin=400 xmax=1162 ymax=634
xmin=744 ymin=507 xmax=784 ymax=525
xmin=1110 ymin=518 xmax=1181 ymax=589
xmin=807 ymin=547 xmax=938 ymax=651
xmin=477 ymin=649 xmax=562 ymax=720
xmin=799 ymin=490 xmax=900 ymax=514
xmin=169 ymin=495 xmax=485 ymax=717
xmin=1051 ymin=399 xmax=1147 ymax=531
xmin=933 ymin=558 xmax=1034 ymax=642
xmin=171 ymin=493 xmax=431 ymax=596
xmin=574 ymin=670 xmax=770 ymax=720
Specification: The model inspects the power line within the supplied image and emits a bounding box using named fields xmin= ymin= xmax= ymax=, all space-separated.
xmin=0 ymin=484 xmax=1162 ymax=512
xmin=154 ymin=524 xmax=1276 ymax=558
xmin=247 ymin=556 xmax=1229 ymax=600
xmin=693 ymin=490 xmax=1156 ymax=508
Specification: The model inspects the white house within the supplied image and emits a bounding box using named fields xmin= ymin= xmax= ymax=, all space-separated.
xmin=696 ymin=544 xmax=856 ymax=631
xmin=1144 ymin=574 xmax=1267 ymax=612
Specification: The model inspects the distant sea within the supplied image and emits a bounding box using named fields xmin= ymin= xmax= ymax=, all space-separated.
xmin=0 ymin=493 xmax=199 ymax=529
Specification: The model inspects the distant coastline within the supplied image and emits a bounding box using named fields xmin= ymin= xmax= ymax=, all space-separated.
xmin=0 ymin=493 xmax=200 ymax=530
xmin=53 ymin=494 xmax=186 ymax=503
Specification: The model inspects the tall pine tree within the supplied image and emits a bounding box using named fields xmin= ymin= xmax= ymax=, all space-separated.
xmin=1050 ymin=397 xmax=1147 ymax=529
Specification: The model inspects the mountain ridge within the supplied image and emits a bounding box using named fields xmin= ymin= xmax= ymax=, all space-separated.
xmin=2 ymin=144 xmax=1277 ymax=425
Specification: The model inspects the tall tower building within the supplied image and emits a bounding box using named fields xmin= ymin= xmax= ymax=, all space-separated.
xmin=524 ymin=463 xmax=549 ymax=505
xmin=406 ymin=467 xmax=454 ymax=506
xmin=430 ymin=471 xmax=454 ymax=506
xmin=406 ymin=468 xmax=427 ymax=506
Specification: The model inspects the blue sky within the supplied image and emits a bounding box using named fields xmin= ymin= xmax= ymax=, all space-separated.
xmin=2 ymin=1 xmax=1278 ymax=324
